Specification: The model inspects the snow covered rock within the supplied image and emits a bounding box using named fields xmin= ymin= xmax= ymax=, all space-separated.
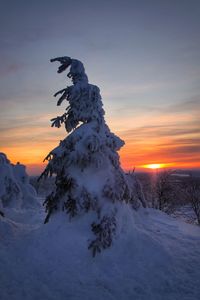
xmin=39 ymin=56 xmax=146 ymax=255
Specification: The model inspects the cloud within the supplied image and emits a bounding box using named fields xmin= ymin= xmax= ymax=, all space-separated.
xmin=118 ymin=97 xmax=200 ymax=168
xmin=122 ymin=121 xmax=200 ymax=140
xmin=0 ymin=63 xmax=24 ymax=78
xmin=166 ymin=96 xmax=200 ymax=113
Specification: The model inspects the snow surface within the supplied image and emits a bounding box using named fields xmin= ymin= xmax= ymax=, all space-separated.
xmin=172 ymin=205 xmax=198 ymax=225
xmin=0 ymin=204 xmax=200 ymax=300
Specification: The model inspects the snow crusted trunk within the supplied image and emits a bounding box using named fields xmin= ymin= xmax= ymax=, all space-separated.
xmin=39 ymin=56 xmax=144 ymax=256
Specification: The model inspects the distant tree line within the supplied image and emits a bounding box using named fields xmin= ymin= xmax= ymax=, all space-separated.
xmin=136 ymin=169 xmax=200 ymax=225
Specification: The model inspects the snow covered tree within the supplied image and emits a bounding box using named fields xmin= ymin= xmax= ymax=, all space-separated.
xmin=0 ymin=153 xmax=39 ymax=210
xmin=40 ymin=56 xmax=145 ymax=256
xmin=0 ymin=153 xmax=21 ymax=209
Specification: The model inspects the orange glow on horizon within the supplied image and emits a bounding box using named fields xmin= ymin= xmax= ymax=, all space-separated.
xmin=1 ymin=125 xmax=200 ymax=175
xmin=1 ymin=142 xmax=200 ymax=175
xmin=143 ymin=163 xmax=166 ymax=170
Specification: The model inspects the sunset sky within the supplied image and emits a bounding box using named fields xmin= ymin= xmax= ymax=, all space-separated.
xmin=0 ymin=0 xmax=200 ymax=174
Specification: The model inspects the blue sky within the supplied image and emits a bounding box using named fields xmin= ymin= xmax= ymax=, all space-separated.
xmin=0 ymin=0 xmax=200 ymax=173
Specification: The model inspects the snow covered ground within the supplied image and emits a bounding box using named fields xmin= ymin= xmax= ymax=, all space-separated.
xmin=171 ymin=205 xmax=198 ymax=225
xmin=0 ymin=203 xmax=200 ymax=300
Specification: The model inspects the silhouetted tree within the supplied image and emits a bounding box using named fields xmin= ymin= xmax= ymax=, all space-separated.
xmin=153 ymin=169 xmax=176 ymax=213
xmin=185 ymin=175 xmax=200 ymax=224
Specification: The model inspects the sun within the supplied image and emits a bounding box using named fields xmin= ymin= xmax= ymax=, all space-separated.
xmin=143 ymin=163 xmax=165 ymax=169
